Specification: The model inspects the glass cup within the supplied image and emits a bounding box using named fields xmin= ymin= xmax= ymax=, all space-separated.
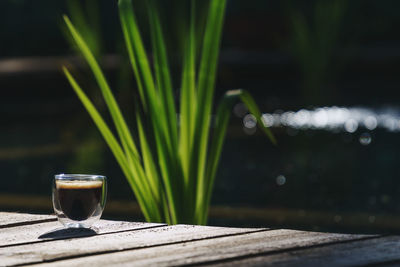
xmin=52 ymin=174 xmax=107 ymax=228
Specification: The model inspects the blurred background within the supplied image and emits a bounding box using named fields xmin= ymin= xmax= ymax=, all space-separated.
xmin=1 ymin=0 xmax=400 ymax=233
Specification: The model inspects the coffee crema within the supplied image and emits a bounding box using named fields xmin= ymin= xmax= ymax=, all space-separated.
xmin=56 ymin=180 xmax=103 ymax=221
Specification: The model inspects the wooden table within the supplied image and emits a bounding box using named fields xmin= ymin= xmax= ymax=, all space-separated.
xmin=0 ymin=212 xmax=398 ymax=266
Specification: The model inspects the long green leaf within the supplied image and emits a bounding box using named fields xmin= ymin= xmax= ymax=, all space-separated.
xmin=118 ymin=0 xmax=157 ymax=107
xmin=63 ymin=0 xmax=272 ymax=226
xmin=192 ymin=0 xmax=227 ymax=222
xmin=63 ymin=67 xmax=154 ymax=221
xmin=147 ymin=0 xmax=178 ymax=152
xmin=63 ymin=15 xmax=140 ymax=165
xmin=63 ymin=15 xmax=166 ymax=221
xmin=136 ymin=113 xmax=163 ymax=219
xmin=119 ymin=0 xmax=182 ymax=223
xmin=147 ymin=1 xmax=186 ymax=222
xmin=239 ymin=90 xmax=277 ymax=145
xmin=178 ymin=0 xmax=198 ymax=222
xmin=66 ymin=0 xmax=101 ymax=56
xmin=179 ymin=0 xmax=197 ymax=182
xmin=197 ymin=90 xmax=236 ymax=224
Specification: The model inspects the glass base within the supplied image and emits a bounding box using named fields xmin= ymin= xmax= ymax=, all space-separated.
xmin=56 ymin=213 xmax=101 ymax=229
xmin=65 ymin=222 xmax=88 ymax=228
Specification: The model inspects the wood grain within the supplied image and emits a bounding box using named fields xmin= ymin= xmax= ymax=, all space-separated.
xmin=0 ymin=212 xmax=56 ymax=228
xmin=29 ymin=229 xmax=370 ymax=267
xmin=1 ymin=212 xmax=390 ymax=267
xmin=0 ymin=219 xmax=164 ymax=248
xmin=208 ymin=235 xmax=397 ymax=267
xmin=0 ymin=224 xmax=264 ymax=266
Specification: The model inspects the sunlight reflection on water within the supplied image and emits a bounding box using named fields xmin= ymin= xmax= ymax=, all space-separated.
xmin=242 ymin=106 xmax=400 ymax=133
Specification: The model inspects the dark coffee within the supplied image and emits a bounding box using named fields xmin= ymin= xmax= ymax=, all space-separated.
xmin=56 ymin=180 xmax=103 ymax=221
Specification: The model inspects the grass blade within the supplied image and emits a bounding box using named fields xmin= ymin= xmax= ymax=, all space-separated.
xmin=119 ymin=0 xmax=184 ymax=223
xmin=136 ymin=112 xmax=163 ymax=220
xmin=192 ymin=0 xmax=227 ymax=222
xmin=238 ymin=90 xmax=277 ymax=145
xmin=147 ymin=0 xmax=178 ymax=152
xmin=178 ymin=0 xmax=198 ymax=221
xmin=63 ymin=15 xmax=140 ymax=163
xmin=63 ymin=67 xmax=155 ymax=221
xmin=147 ymin=2 xmax=185 ymax=222
xmin=64 ymin=14 xmax=166 ymax=220
xmin=63 ymin=0 xmax=269 ymax=226
xmin=179 ymin=0 xmax=197 ymax=182
xmin=199 ymin=90 xmax=236 ymax=224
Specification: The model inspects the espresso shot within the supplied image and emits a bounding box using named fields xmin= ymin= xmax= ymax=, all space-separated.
xmin=53 ymin=174 xmax=107 ymax=228
xmin=56 ymin=180 xmax=103 ymax=221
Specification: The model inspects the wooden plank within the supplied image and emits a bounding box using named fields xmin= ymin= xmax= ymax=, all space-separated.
xmin=0 ymin=224 xmax=264 ymax=266
xmin=29 ymin=229 xmax=371 ymax=267
xmin=208 ymin=235 xmax=396 ymax=267
xmin=0 ymin=212 xmax=56 ymax=228
xmin=0 ymin=219 xmax=164 ymax=248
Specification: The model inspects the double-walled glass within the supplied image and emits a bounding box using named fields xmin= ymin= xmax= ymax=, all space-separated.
xmin=52 ymin=174 xmax=107 ymax=228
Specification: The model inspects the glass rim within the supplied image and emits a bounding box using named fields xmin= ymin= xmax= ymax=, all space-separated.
xmin=55 ymin=174 xmax=106 ymax=180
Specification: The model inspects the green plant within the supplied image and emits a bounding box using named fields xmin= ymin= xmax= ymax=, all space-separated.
xmin=63 ymin=0 xmax=275 ymax=225
xmin=63 ymin=0 xmax=102 ymax=56
xmin=289 ymin=0 xmax=346 ymax=104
